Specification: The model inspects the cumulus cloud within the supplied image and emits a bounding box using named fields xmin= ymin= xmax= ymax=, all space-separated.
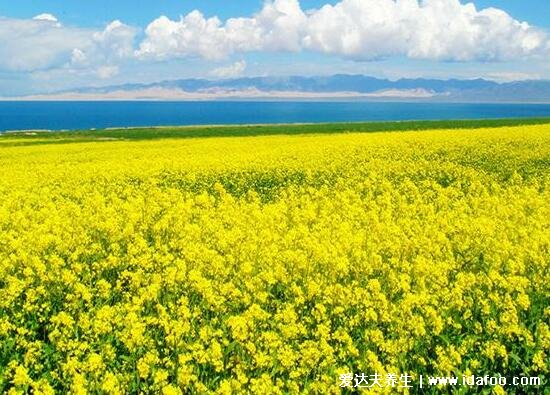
xmin=92 ymin=20 xmax=136 ymax=60
xmin=69 ymin=20 xmax=137 ymax=72
xmin=137 ymin=0 xmax=550 ymax=62
xmin=303 ymin=0 xmax=548 ymax=61
xmin=1 ymin=0 xmax=549 ymax=86
xmin=136 ymin=12 xmax=243 ymax=61
xmin=136 ymin=0 xmax=306 ymax=60
xmin=0 ymin=15 xmax=136 ymax=73
xmin=211 ymin=60 xmax=247 ymax=78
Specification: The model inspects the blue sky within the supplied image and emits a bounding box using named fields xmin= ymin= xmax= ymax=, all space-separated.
xmin=0 ymin=0 xmax=549 ymax=95
xmin=4 ymin=1 xmax=549 ymax=28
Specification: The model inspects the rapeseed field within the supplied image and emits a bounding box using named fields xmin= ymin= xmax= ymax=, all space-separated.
xmin=0 ymin=125 xmax=548 ymax=394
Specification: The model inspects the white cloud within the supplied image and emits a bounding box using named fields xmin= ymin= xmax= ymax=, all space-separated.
xmin=96 ymin=65 xmax=120 ymax=79
xmin=92 ymin=20 xmax=136 ymax=60
xmin=0 ymin=15 xmax=136 ymax=72
xmin=0 ymin=16 xmax=88 ymax=71
xmin=251 ymin=0 xmax=307 ymax=52
xmin=211 ymin=60 xmax=247 ymax=78
xmin=33 ymin=13 xmax=59 ymax=25
xmin=303 ymin=0 xmax=548 ymax=62
xmin=484 ymin=71 xmax=541 ymax=82
xmin=137 ymin=0 xmax=550 ymax=62
xmin=136 ymin=0 xmax=306 ymax=60
xmin=136 ymin=12 xmax=241 ymax=61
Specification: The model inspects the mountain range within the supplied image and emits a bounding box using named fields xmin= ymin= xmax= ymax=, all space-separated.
xmin=10 ymin=75 xmax=550 ymax=102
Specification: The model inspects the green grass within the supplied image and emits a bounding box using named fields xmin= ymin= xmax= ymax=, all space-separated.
xmin=1 ymin=117 xmax=550 ymax=147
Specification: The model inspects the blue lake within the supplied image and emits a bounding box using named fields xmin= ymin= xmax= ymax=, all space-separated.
xmin=1 ymin=101 xmax=550 ymax=132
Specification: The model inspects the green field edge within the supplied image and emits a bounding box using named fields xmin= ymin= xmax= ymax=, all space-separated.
xmin=2 ymin=117 xmax=550 ymax=147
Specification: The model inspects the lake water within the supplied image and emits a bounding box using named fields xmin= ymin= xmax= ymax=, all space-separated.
xmin=1 ymin=101 xmax=550 ymax=132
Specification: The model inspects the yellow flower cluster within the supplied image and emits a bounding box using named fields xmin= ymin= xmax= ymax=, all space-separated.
xmin=0 ymin=125 xmax=548 ymax=393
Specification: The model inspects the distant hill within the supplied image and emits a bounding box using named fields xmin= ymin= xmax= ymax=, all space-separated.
xmin=16 ymin=75 xmax=550 ymax=102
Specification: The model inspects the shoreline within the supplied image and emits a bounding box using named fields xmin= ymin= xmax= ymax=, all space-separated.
xmin=2 ymin=117 xmax=550 ymax=140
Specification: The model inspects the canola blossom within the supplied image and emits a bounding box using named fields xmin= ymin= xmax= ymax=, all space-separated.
xmin=0 ymin=125 xmax=549 ymax=394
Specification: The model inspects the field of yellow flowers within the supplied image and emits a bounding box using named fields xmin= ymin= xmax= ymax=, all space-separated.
xmin=0 ymin=124 xmax=549 ymax=394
